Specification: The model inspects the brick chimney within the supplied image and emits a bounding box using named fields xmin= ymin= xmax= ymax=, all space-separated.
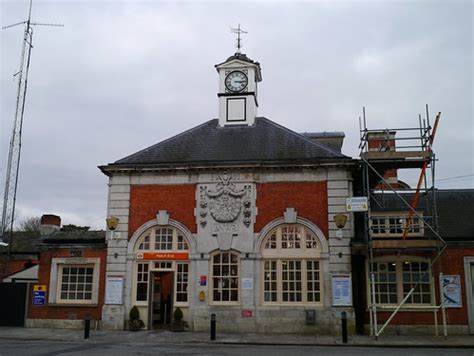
xmin=367 ymin=131 xmax=400 ymax=189
xmin=40 ymin=214 xmax=61 ymax=235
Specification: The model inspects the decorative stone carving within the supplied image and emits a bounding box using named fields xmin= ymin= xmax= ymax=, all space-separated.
xmin=207 ymin=173 xmax=246 ymax=223
xmin=156 ymin=210 xmax=169 ymax=226
xmin=197 ymin=173 xmax=254 ymax=230
xmin=284 ymin=207 xmax=297 ymax=224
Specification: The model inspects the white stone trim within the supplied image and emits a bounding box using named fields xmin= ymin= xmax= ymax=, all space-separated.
xmin=255 ymin=215 xmax=329 ymax=255
xmin=48 ymin=257 xmax=101 ymax=305
xmin=127 ymin=218 xmax=197 ymax=255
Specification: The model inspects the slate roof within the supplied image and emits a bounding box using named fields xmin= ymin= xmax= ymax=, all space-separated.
xmin=215 ymin=52 xmax=260 ymax=67
xmin=1 ymin=231 xmax=42 ymax=254
xmin=43 ymin=230 xmax=106 ymax=245
xmin=1 ymin=230 xmax=106 ymax=254
xmin=371 ymin=189 xmax=474 ymax=241
xmin=103 ymin=117 xmax=351 ymax=171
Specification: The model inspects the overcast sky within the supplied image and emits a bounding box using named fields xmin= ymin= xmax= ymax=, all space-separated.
xmin=1 ymin=0 xmax=473 ymax=230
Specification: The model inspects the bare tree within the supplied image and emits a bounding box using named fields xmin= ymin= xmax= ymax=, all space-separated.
xmin=18 ymin=216 xmax=41 ymax=232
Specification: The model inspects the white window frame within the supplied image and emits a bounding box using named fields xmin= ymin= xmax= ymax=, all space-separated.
xmin=367 ymin=257 xmax=433 ymax=306
xmin=48 ymin=257 xmax=101 ymax=305
xmin=261 ymin=224 xmax=324 ymax=306
xmin=370 ymin=212 xmax=424 ymax=238
xmin=135 ymin=227 xmax=189 ymax=253
xmin=210 ymin=250 xmax=240 ymax=305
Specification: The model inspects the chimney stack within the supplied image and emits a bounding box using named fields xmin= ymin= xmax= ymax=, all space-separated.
xmin=40 ymin=214 xmax=61 ymax=235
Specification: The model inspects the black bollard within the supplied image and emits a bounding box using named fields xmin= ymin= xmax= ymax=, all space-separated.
xmin=84 ymin=316 xmax=91 ymax=339
xmin=341 ymin=311 xmax=348 ymax=344
xmin=210 ymin=313 xmax=216 ymax=341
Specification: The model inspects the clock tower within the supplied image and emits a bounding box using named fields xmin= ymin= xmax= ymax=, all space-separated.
xmin=215 ymin=27 xmax=262 ymax=127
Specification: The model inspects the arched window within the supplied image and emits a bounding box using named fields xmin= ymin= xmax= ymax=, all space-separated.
xmin=134 ymin=227 xmax=189 ymax=253
xmin=210 ymin=250 xmax=240 ymax=304
xmin=261 ymin=224 xmax=323 ymax=304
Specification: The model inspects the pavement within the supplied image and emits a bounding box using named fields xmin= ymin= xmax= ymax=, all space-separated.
xmin=0 ymin=327 xmax=473 ymax=348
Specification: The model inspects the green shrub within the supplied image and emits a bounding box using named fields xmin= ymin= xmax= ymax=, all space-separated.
xmin=129 ymin=306 xmax=140 ymax=321
xmin=173 ymin=307 xmax=183 ymax=322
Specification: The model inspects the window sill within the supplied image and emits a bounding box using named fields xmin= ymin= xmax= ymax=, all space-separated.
xmin=48 ymin=303 xmax=99 ymax=307
xmin=369 ymin=305 xmax=437 ymax=312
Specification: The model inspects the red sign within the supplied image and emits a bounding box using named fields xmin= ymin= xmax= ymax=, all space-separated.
xmin=241 ymin=309 xmax=253 ymax=318
xmin=137 ymin=252 xmax=189 ymax=260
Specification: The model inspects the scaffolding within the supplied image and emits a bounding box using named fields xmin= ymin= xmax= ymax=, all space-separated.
xmin=358 ymin=105 xmax=447 ymax=339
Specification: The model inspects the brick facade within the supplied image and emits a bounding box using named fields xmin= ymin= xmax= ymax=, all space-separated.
xmin=255 ymin=182 xmax=328 ymax=235
xmin=128 ymin=184 xmax=197 ymax=238
xmin=28 ymin=248 xmax=107 ymax=321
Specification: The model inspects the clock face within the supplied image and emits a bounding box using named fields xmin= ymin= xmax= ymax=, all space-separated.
xmin=225 ymin=71 xmax=248 ymax=92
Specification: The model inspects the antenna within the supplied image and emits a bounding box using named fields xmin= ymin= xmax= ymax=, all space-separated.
xmin=230 ymin=24 xmax=248 ymax=54
xmin=0 ymin=0 xmax=63 ymax=251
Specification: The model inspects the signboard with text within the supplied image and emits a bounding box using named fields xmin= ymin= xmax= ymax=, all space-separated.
xmin=32 ymin=285 xmax=47 ymax=306
xmin=331 ymin=273 xmax=352 ymax=306
xmin=105 ymin=276 xmax=124 ymax=304
xmin=136 ymin=252 xmax=189 ymax=260
xmin=346 ymin=197 xmax=368 ymax=212
xmin=441 ymin=275 xmax=462 ymax=308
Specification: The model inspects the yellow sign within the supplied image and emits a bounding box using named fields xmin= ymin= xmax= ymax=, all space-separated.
xmin=33 ymin=284 xmax=47 ymax=292
xmin=199 ymin=291 xmax=206 ymax=301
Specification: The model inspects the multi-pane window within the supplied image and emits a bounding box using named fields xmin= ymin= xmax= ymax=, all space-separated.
xmin=155 ymin=228 xmax=173 ymax=250
xmin=369 ymin=260 xmax=432 ymax=305
xmin=261 ymin=224 xmax=323 ymax=305
xmin=177 ymin=234 xmax=189 ymax=250
xmin=58 ymin=266 xmax=94 ymax=302
xmin=138 ymin=235 xmax=150 ymax=250
xmin=306 ymin=261 xmax=321 ymax=302
xmin=403 ymin=262 xmax=431 ymax=304
xmin=212 ymin=251 xmax=239 ymax=303
xmin=263 ymin=260 xmax=277 ymax=302
xmin=134 ymin=226 xmax=190 ymax=253
xmin=281 ymin=226 xmax=301 ymax=249
xmin=370 ymin=214 xmax=424 ymax=237
xmin=282 ymin=260 xmax=302 ymax=302
xmin=176 ymin=263 xmax=189 ymax=302
xmin=136 ymin=262 xmax=149 ymax=301
xmin=371 ymin=261 xmax=398 ymax=304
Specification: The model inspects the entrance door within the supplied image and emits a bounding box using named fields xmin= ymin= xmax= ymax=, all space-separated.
xmin=149 ymin=272 xmax=173 ymax=329
xmin=0 ymin=282 xmax=28 ymax=326
xmin=465 ymin=257 xmax=474 ymax=334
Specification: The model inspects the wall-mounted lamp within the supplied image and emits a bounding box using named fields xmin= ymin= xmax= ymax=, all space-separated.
xmin=334 ymin=214 xmax=348 ymax=240
xmin=106 ymin=216 xmax=119 ymax=239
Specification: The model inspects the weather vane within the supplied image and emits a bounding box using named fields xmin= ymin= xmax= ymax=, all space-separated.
xmin=230 ymin=24 xmax=247 ymax=54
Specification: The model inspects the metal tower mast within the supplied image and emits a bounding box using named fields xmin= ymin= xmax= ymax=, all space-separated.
xmin=1 ymin=0 xmax=62 ymax=247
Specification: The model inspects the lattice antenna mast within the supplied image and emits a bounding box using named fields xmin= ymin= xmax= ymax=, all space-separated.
xmin=230 ymin=24 xmax=247 ymax=54
xmin=1 ymin=0 xmax=63 ymax=245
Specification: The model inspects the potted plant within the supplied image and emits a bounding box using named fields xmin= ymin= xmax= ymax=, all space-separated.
xmin=172 ymin=307 xmax=186 ymax=332
xmin=128 ymin=305 xmax=145 ymax=331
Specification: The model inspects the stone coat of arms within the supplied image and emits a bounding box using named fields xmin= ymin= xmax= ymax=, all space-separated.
xmin=199 ymin=174 xmax=252 ymax=228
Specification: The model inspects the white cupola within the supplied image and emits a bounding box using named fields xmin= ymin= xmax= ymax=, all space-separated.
xmin=215 ymin=27 xmax=262 ymax=127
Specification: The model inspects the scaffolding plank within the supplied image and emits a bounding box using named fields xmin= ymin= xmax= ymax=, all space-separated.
xmin=361 ymin=151 xmax=431 ymax=160
xmin=370 ymin=240 xmax=440 ymax=249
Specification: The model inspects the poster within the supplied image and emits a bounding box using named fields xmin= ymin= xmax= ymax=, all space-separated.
xmin=332 ymin=273 xmax=352 ymax=306
xmin=242 ymin=278 xmax=253 ymax=290
xmin=32 ymin=284 xmax=47 ymax=306
xmin=105 ymin=276 xmax=123 ymax=304
xmin=441 ymin=275 xmax=462 ymax=308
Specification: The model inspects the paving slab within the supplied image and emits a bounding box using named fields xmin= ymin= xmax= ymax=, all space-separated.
xmin=0 ymin=327 xmax=473 ymax=348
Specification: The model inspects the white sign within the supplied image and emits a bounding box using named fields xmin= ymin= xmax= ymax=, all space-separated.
xmin=332 ymin=273 xmax=352 ymax=306
xmin=441 ymin=275 xmax=462 ymax=308
xmin=242 ymin=278 xmax=253 ymax=290
xmin=346 ymin=197 xmax=368 ymax=212
xmin=105 ymin=276 xmax=124 ymax=305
